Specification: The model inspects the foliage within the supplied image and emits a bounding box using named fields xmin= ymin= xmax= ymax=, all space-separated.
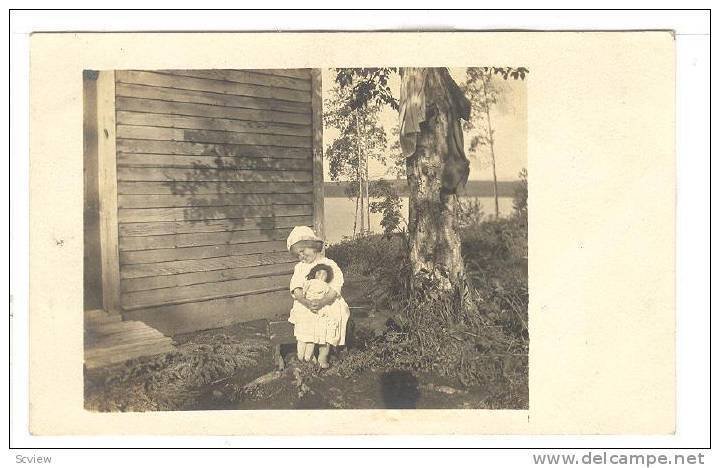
xmin=462 ymin=67 xmax=499 ymax=156
xmin=462 ymin=67 xmax=527 ymax=156
xmin=369 ymin=179 xmax=405 ymax=235
xmin=334 ymin=67 xmax=399 ymax=111
xmin=85 ymin=333 xmax=268 ymax=412
xmin=384 ymin=124 xmax=406 ymax=179
xmin=334 ymin=67 xmax=527 ymax=112
xmin=513 ymin=168 xmax=528 ymax=219
xmin=323 ymin=77 xmax=388 ymax=184
xmin=491 ymin=66 xmax=529 ymax=80
xmin=456 ymin=197 xmax=487 ymax=229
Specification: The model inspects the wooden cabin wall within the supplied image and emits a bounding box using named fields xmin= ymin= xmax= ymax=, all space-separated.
xmin=111 ymin=69 xmax=319 ymax=335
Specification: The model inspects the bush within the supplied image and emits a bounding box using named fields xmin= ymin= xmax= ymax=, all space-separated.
xmin=328 ymin=217 xmax=528 ymax=389
xmin=327 ymin=233 xmax=412 ymax=311
xmin=513 ymin=168 xmax=528 ymax=218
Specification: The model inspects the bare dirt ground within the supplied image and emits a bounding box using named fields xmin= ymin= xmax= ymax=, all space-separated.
xmin=188 ymin=327 xmax=503 ymax=411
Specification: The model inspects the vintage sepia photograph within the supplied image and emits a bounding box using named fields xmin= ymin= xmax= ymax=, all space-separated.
xmin=82 ymin=65 xmax=529 ymax=411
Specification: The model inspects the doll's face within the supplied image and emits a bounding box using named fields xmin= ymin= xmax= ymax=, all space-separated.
xmin=314 ymin=269 xmax=328 ymax=282
xmin=297 ymin=247 xmax=319 ymax=264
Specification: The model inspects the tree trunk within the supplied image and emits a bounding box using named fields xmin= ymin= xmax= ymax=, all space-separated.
xmin=364 ymin=144 xmax=371 ymax=233
xmin=352 ymin=191 xmax=359 ymax=238
xmin=402 ymin=68 xmax=467 ymax=291
xmin=355 ymin=112 xmax=365 ymax=234
xmin=482 ymin=75 xmax=500 ymax=219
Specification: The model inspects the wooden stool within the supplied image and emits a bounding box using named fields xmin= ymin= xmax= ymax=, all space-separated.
xmin=267 ymin=318 xmax=296 ymax=370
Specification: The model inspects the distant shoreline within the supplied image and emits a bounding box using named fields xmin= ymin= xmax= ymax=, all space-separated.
xmin=324 ymin=179 xmax=522 ymax=198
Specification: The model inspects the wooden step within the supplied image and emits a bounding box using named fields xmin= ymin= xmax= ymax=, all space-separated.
xmin=84 ymin=309 xmax=123 ymax=326
xmin=85 ymin=341 xmax=177 ymax=369
xmin=84 ymin=313 xmax=178 ymax=370
xmin=85 ymin=336 xmax=175 ymax=359
xmin=85 ymin=320 xmax=147 ymax=335
xmin=84 ymin=327 xmax=166 ymax=348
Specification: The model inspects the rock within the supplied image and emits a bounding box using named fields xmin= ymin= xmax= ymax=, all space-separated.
xmin=292 ymin=368 xmax=303 ymax=388
xmin=242 ymin=370 xmax=284 ymax=390
xmin=298 ymin=382 xmax=311 ymax=398
xmin=421 ymin=383 xmax=468 ymax=395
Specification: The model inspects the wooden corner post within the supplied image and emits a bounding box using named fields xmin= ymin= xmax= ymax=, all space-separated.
xmin=96 ymin=71 xmax=121 ymax=313
xmin=310 ymin=69 xmax=325 ymax=240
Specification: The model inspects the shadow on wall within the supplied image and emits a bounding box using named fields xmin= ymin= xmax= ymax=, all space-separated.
xmin=163 ymin=154 xmax=290 ymax=233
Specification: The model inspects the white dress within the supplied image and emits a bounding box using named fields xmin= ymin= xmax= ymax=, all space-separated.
xmin=288 ymin=257 xmax=351 ymax=346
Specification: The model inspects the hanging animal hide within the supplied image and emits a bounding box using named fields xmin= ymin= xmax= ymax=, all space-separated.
xmin=399 ymin=67 xmax=471 ymax=193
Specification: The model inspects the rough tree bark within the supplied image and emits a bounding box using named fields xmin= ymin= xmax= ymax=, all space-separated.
xmin=400 ymin=68 xmax=472 ymax=291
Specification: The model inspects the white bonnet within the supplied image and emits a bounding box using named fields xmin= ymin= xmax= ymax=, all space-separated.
xmin=286 ymin=226 xmax=324 ymax=252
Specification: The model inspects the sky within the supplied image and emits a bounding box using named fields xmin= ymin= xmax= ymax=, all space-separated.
xmin=322 ymin=68 xmax=527 ymax=183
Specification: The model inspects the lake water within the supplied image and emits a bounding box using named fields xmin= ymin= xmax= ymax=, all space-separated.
xmin=324 ymin=196 xmax=515 ymax=244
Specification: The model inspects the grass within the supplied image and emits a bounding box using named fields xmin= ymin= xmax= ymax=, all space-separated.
xmin=326 ymin=213 xmax=528 ymax=406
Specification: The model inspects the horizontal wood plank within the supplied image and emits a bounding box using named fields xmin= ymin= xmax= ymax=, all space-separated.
xmin=118 ymin=204 xmax=312 ymax=223
xmin=119 ymin=240 xmax=288 ymax=265
xmin=120 ymin=251 xmax=297 ymax=278
xmin=84 ymin=336 xmax=174 ymax=358
xmin=117 ymin=125 xmax=312 ymax=148
xmin=116 ymin=70 xmax=311 ymax=103
xmin=121 ymin=261 xmax=295 ymax=292
xmin=116 ymin=153 xmax=313 ymax=171
xmin=85 ymin=342 xmax=177 ymax=369
xmin=117 ymin=166 xmax=312 ymax=183
xmin=119 ymin=215 xmax=312 ymax=237
xmin=84 ymin=320 xmax=148 ymax=336
xmin=118 ymin=181 xmax=313 ymax=196
xmin=116 ymin=96 xmax=312 ymax=125
xmin=85 ymin=327 xmax=166 ymax=348
xmin=121 ymin=275 xmax=291 ymax=310
xmin=116 ymin=83 xmax=311 ymax=114
xmin=119 ymin=227 xmax=294 ymax=251
xmin=116 ymin=139 xmax=311 ymax=159
xmin=118 ymin=193 xmax=313 ymax=209
xmin=156 ymin=69 xmax=311 ymax=91
xmin=247 ymin=69 xmax=311 ymax=80
xmin=121 ymin=290 xmax=293 ymax=335
xmin=116 ymin=111 xmax=311 ymax=137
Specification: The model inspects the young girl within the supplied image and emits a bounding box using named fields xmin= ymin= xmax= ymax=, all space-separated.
xmin=286 ymin=226 xmax=350 ymax=368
